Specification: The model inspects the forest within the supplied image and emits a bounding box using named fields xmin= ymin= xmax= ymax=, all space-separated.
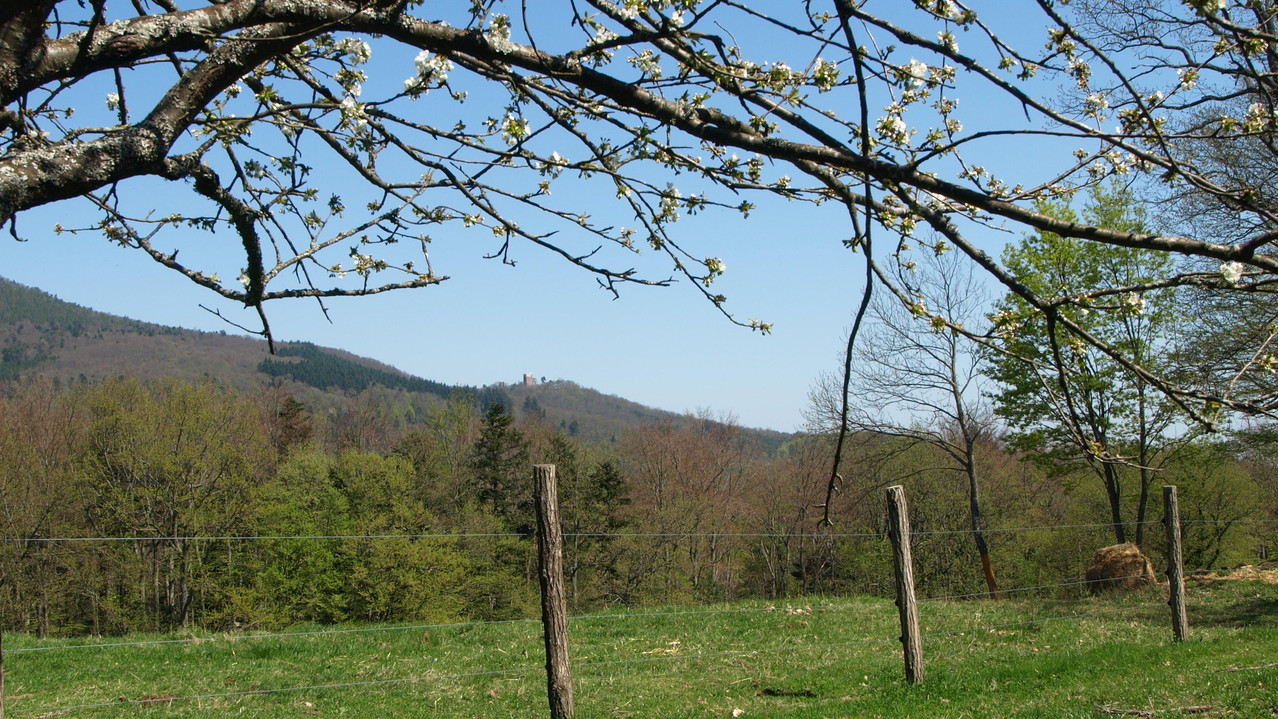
xmin=1 ymin=370 xmax=1272 ymax=639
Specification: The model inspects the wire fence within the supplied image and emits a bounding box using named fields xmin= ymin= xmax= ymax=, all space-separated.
xmin=4 ymin=594 xmax=1198 ymax=717
xmin=5 ymin=517 xmax=1272 ymax=544
xmin=1 ymin=485 xmax=1270 ymax=717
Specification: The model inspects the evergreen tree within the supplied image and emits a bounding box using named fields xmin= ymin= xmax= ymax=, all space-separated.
xmin=468 ymin=403 xmax=529 ymax=527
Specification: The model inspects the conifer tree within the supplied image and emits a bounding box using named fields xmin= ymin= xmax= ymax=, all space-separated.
xmin=468 ymin=402 xmax=529 ymax=526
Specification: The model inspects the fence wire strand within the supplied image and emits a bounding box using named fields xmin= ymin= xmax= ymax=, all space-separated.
xmin=921 ymin=603 xmax=1167 ymax=639
xmin=919 ymin=573 xmax=1157 ymax=603
xmin=8 ymin=665 xmax=538 ymax=716
xmin=2 ymin=503 xmax=1252 ymax=715
xmin=4 ymin=516 xmax=1274 ymax=544
xmin=7 ymin=601 xmax=900 ymax=656
xmin=6 ymin=592 xmax=1175 ymax=716
xmin=4 ymin=617 xmax=542 ymax=655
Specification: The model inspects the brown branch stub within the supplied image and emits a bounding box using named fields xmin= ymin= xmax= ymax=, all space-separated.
xmin=1095 ymin=705 xmax=1216 ymax=717
xmin=1219 ymin=661 xmax=1278 ymax=673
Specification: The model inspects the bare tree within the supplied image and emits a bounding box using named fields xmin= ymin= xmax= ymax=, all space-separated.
xmin=6 ymin=1 xmax=1278 ymax=496
xmin=809 ymin=250 xmax=1002 ymax=597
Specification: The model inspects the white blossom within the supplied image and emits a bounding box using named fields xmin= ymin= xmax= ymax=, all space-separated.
xmin=415 ymin=51 xmax=454 ymax=79
xmin=539 ymin=151 xmax=568 ymax=176
xmin=1221 ymin=260 xmax=1246 ymax=284
xmin=593 ymin=26 xmax=620 ymax=46
xmin=1083 ymin=93 xmax=1108 ymax=118
xmin=902 ymin=59 xmax=929 ymax=89
xmin=629 ymin=49 xmax=663 ymax=79
xmin=339 ymin=96 xmax=367 ymax=130
xmin=703 ymin=257 xmax=726 ymax=285
xmin=1121 ymin=292 xmax=1146 ymax=315
xmin=500 ymin=114 xmax=531 ymax=144
xmin=1186 ymin=0 xmax=1227 ymax=14
xmin=876 ymin=108 xmax=910 ymax=145
xmin=486 ymin=15 xmax=515 ymax=54
xmin=337 ymin=37 xmax=372 ymax=64
xmin=659 ymin=184 xmax=682 ymax=221
xmin=407 ymin=51 xmax=454 ymax=93
xmin=812 ymin=58 xmax=840 ymax=92
xmin=1243 ymin=102 xmax=1271 ymax=133
xmin=1177 ymin=67 xmax=1199 ymax=90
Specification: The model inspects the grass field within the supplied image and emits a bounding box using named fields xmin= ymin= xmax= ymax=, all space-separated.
xmin=5 ymin=577 xmax=1276 ymax=718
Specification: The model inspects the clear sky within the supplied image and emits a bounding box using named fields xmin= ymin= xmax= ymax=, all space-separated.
xmin=4 ymin=188 xmax=879 ymax=432
xmin=1 ymin=3 xmax=1069 ymax=433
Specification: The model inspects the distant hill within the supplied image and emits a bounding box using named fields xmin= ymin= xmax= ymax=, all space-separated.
xmin=0 ymin=277 xmax=791 ymax=452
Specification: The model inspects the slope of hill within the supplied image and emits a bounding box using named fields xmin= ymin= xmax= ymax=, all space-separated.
xmin=0 ymin=277 xmax=790 ymax=451
xmin=502 ymin=378 xmax=791 ymax=453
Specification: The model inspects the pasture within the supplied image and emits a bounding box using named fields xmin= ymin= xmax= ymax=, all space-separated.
xmin=5 ymin=574 xmax=1276 ymax=718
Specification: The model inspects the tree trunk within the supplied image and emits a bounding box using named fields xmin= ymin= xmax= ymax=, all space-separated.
xmin=1135 ymin=471 xmax=1151 ymax=549
xmin=533 ymin=465 xmax=574 ymax=719
xmin=965 ymin=461 xmax=1001 ymax=599
xmin=1103 ymin=464 xmax=1126 ymax=544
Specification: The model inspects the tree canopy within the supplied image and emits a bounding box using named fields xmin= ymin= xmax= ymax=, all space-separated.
xmin=987 ymin=184 xmax=1190 ymax=545
xmin=5 ymin=0 xmax=1278 ymax=434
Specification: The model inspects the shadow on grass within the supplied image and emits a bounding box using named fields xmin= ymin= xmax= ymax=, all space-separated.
xmin=1187 ymin=582 xmax=1278 ymax=628
xmin=1191 ymin=597 xmax=1278 ymax=630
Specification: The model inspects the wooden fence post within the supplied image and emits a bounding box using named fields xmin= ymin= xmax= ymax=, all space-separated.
xmin=1163 ymin=485 xmax=1188 ymax=642
xmin=886 ymin=485 xmax=924 ymax=684
xmin=534 ymin=465 xmax=574 ymax=719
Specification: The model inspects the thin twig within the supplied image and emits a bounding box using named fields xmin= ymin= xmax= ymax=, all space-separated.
xmin=1095 ymin=705 xmax=1216 ymax=716
xmin=1218 ymin=661 xmax=1278 ymax=673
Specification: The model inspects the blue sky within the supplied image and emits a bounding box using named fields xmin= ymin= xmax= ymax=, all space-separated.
xmin=1 ymin=3 xmax=1078 ymax=432
xmin=3 ymin=180 xmax=870 ymax=432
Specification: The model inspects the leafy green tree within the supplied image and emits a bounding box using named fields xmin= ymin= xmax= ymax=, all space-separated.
xmin=987 ymin=185 xmax=1189 ymax=546
xmin=395 ymin=391 xmax=480 ymax=513
xmin=331 ymin=451 xmax=469 ymax=623
xmin=80 ymin=377 xmax=272 ymax=629
xmin=540 ymin=433 xmax=631 ymax=609
xmin=1162 ymin=441 xmax=1265 ymax=570
xmin=469 ymin=402 xmax=530 ymax=526
xmin=0 ymin=377 xmax=85 ymax=636
xmin=253 ymin=447 xmax=353 ymax=626
xmin=257 ymin=385 xmax=314 ymax=458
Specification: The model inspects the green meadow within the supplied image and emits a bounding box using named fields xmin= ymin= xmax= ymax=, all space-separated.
xmin=5 ymin=577 xmax=1275 ymax=718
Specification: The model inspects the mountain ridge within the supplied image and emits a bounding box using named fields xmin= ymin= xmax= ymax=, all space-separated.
xmin=0 ymin=277 xmax=791 ymax=451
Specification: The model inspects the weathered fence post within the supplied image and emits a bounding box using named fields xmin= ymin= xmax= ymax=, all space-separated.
xmin=886 ymin=485 xmax=924 ymax=684
xmin=1163 ymin=485 xmax=1188 ymax=642
xmin=534 ymin=464 xmax=574 ymax=719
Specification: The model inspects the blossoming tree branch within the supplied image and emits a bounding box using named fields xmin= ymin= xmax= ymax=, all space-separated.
xmin=2 ymin=0 xmax=1276 ymax=435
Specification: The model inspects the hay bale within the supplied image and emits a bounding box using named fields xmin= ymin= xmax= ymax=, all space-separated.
xmin=1084 ymin=543 xmax=1157 ymax=593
